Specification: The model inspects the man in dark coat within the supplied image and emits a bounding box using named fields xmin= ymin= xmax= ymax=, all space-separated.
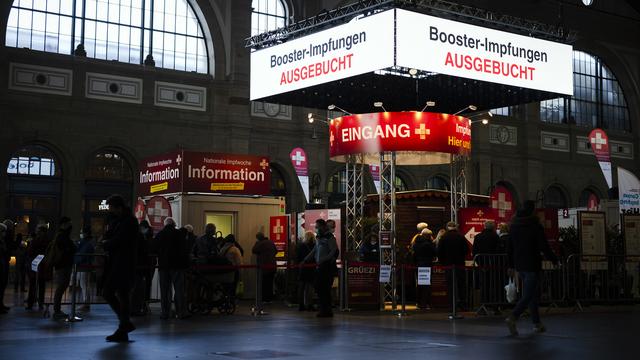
xmin=252 ymin=232 xmax=278 ymax=303
xmin=437 ymin=222 xmax=469 ymax=312
xmin=155 ymin=217 xmax=190 ymax=319
xmin=506 ymin=200 xmax=559 ymax=336
xmin=102 ymin=195 xmax=138 ymax=342
xmin=472 ymin=220 xmax=500 ymax=306
xmin=413 ymin=229 xmax=436 ymax=309
xmin=51 ymin=216 xmax=77 ymax=319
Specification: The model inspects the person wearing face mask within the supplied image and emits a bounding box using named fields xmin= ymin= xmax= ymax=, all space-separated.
xmin=359 ymin=233 xmax=380 ymax=263
xmin=51 ymin=217 xmax=77 ymax=320
xmin=74 ymin=225 xmax=95 ymax=312
xmin=304 ymin=219 xmax=338 ymax=318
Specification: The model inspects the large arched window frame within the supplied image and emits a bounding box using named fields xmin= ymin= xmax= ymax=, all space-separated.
xmin=6 ymin=0 xmax=211 ymax=74
xmin=251 ymin=0 xmax=287 ymax=36
xmin=540 ymin=51 xmax=630 ymax=131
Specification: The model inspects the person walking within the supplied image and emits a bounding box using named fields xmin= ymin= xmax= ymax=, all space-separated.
xmin=155 ymin=217 xmax=190 ymax=319
xmin=193 ymin=223 xmax=217 ymax=263
xmin=305 ymin=219 xmax=338 ymax=318
xmin=413 ymin=228 xmax=436 ymax=310
xmin=101 ymin=195 xmax=138 ymax=342
xmin=506 ymin=200 xmax=559 ymax=335
xmin=74 ymin=225 xmax=95 ymax=312
xmin=51 ymin=217 xmax=77 ymax=320
xmin=131 ymin=220 xmax=153 ymax=316
xmin=220 ymin=234 xmax=243 ymax=301
xmin=252 ymin=232 xmax=277 ymax=303
xmin=437 ymin=221 xmax=469 ymax=313
xmin=25 ymin=224 xmax=51 ymax=311
xmin=296 ymin=231 xmax=316 ymax=311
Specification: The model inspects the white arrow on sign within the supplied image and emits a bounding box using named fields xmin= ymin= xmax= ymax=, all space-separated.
xmin=465 ymin=227 xmax=479 ymax=244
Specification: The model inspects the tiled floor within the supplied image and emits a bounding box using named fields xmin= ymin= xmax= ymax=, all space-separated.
xmin=1 ymin=291 xmax=638 ymax=359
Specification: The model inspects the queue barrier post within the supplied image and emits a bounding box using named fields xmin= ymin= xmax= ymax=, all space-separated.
xmin=251 ymin=265 xmax=266 ymax=316
xmin=448 ymin=266 xmax=463 ymax=320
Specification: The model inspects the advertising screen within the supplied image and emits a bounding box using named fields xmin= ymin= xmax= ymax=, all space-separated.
xmin=250 ymin=10 xmax=395 ymax=100
xmin=396 ymin=9 xmax=573 ymax=95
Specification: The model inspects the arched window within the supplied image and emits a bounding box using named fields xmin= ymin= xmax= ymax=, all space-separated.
xmin=425 ymin=175 xmax=449 ymax=191
xmin=6 ymin=0 xmax=210 ymax=73
xmin=328 ymin=168 xmax=347 ymax=194
xmin=85 ymin=151 xmax=132 ymax=181
xmin=540 ymin=51 xmax=630 ymax=131
xmin=251 ymin=0 xmax=287 ymax=36
xmin=544 ymin=185 xmax=568 ymax=209
xmin=394 ymin=175 xmax=408 ymax=192
xmin=7 ymin=145 xmax=59 ymax=177
xmin=578 ymin=189 xmax=600 ymax=211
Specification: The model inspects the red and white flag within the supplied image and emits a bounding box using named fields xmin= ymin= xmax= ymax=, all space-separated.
xmin=588 ymin=128 xmax=613 ymax=188
xmin=290 ymin=148 xmax=310 ymax=203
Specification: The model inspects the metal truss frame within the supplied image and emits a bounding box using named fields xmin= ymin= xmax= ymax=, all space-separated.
xmin=450 ymin=154 xmax=468 ymax=224
xmin=345 ymin=154 xmax=366 ymax=252
xmin=246 ymin=0 xmax=575 ymax=49
xmin=379 ymin=151 xmax=397 ymax=309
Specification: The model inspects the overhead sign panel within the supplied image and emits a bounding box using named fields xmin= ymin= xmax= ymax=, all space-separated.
xmin=250 ymin=10 xmax=395 ymax=100
xmin=396 ymin=9 xmax=573 ymax=95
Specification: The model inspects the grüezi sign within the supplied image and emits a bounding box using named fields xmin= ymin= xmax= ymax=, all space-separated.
xmin=250 ymin=9 xmax=395 ymax=100
xmin=138 ymin=151 xmax=271 ymax=197
xmin=395 ymin=9 xmax=573 ymax=95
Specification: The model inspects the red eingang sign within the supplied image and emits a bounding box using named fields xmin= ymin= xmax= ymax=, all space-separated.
xmin=329 ymin=112 xmax=471 ymax=165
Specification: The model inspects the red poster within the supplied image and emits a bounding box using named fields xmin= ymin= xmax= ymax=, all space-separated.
xmin=330 ymin=112 xmax=471 ymax=158
xmin=303 ymin=209 xmax=342 ymax=261
xmin=134 ymin=199 xmax=146 ymax=223
xmin=146 ymin=196 xmax=172 ymax=233
xmin=347 ymin=263 xmax=379 ymax=307
xmin=535 ymin=208 xmax=560 ymax=255
xmin=270 ymin=216 xmax=288 ymax=258
xmin=588 ymin=128 xmax=613 ymax=189
xmin=138 ymin=151 xmax=183 ymax=196
xmin=490 ymin=185 xmax=515 ymax=222
xmin=458 ymin=207 xmax=498 ymax=259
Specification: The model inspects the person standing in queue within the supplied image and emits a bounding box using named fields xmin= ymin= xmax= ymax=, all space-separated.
xmin=193 ymin=223 xmax=217 ymax=263
xmin=155 ymin=217 xmax=190 ymax=320
xmin=101 ymin=195 xmax=138 ymax=342
xmin=472 ymin=221 xmax=499 ymax=307
xmin=506 ymin=200 xmax=559 ymax=335
xmin=51 ymin=217 xmax=77 ymax=320
xmin=220 ymin=234 xmax=243 ymax=302
xmin=74 ymin=225 xmax=95 ymax=313
xmin=25 ymin=224 xmax=51 ymax=311
xmin=359 ymin=233 xmax=380 ymax=263
xmin=252 ymin=232 xmax=277 ymax=303
xmin=305 ymin=219 xmax=338 ymax=318
xmin=413 ymin=228 xmax=436 ymax=310
xmin=14 ymin=233 xmax=27 ymax=293
xmin=437 ymin=221 xmax=469 ymax=313
xmin=296 ymin=231 xmax=316 ymax=311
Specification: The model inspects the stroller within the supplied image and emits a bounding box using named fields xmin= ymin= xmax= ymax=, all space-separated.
xmin=187 ymin=255 xmax=236 ymax=315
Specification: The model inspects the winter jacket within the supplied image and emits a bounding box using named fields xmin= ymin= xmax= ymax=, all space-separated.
xmin=507 ymin=214 xmax=558 ymax=272
xmin=53 ymin=229 xmax=77 ymax=269
xmin=437 ymin=230 xmax=468 ymax=266
xmin=74 ymin=237 xmax=95 ymax=266
xmin=102 ymin=212 xmax=139 ymax=289
xmin=413 ymin=235 xmax=436 ymax=267
xmin=296 ymin=241 xmax=315 ymax=282
xmin=252 ymin=238 xmax=277 ymax=270
xmin=193 ymin=234 xmax=217 ymax=262
xmin=155 ymin=225 xmax=190 ymax=270
xmin=359 ymin=241 xmax=379 ymax=263
xmin=220 ymin=243 xmax=243 ymax=267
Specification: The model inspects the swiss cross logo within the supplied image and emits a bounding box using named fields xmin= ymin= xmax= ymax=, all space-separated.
xmin=176 ymin=154 xmax=182 ymax=165
xmin=476 ymin=210 xmax=484 ymax=217
xmin=291 ymin=151 xmax=306 ymax=166
xmin=134 ymin=201 xmax=146 ymax=222
xmin=330 ymin=131 xmax=335 ymax=147
xmin=590 ymin=131 xmax=607 ymax=150
xmin=272 ymin=219 xmax=284 ymax=241
xmin=259 ymin=159 xmax=269 ymax=170
xmin=146 ymin=196 xmax=172 ymax=231
xmin=491 ymin=191 xmax=513 ymax=218
xmin=415 ymin=123 xmax=431 ymax=140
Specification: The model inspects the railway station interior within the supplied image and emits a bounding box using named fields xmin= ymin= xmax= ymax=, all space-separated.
xmin=1 ymin=0 xmax=640 ymax=359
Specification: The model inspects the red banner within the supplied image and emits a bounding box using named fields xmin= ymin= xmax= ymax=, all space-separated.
xmin=134 ymin=199 xmax=146 ymax=223
xmin=289 ymin=148 xmax=310 ymax=203
xmin=138 ymin=151 xmax=183 ymax=196
xmin=329 ymin=112 xmax=471 ymax=162
xmin=138 ymin=151 xmax=271 ymax=196
xmin=270 ymin=216 xmax=288 ymax=258
xmin=347 ymin=263 xmax=379 ymax=307
xmin=588 ymin=128 xmax=613 ymax=189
